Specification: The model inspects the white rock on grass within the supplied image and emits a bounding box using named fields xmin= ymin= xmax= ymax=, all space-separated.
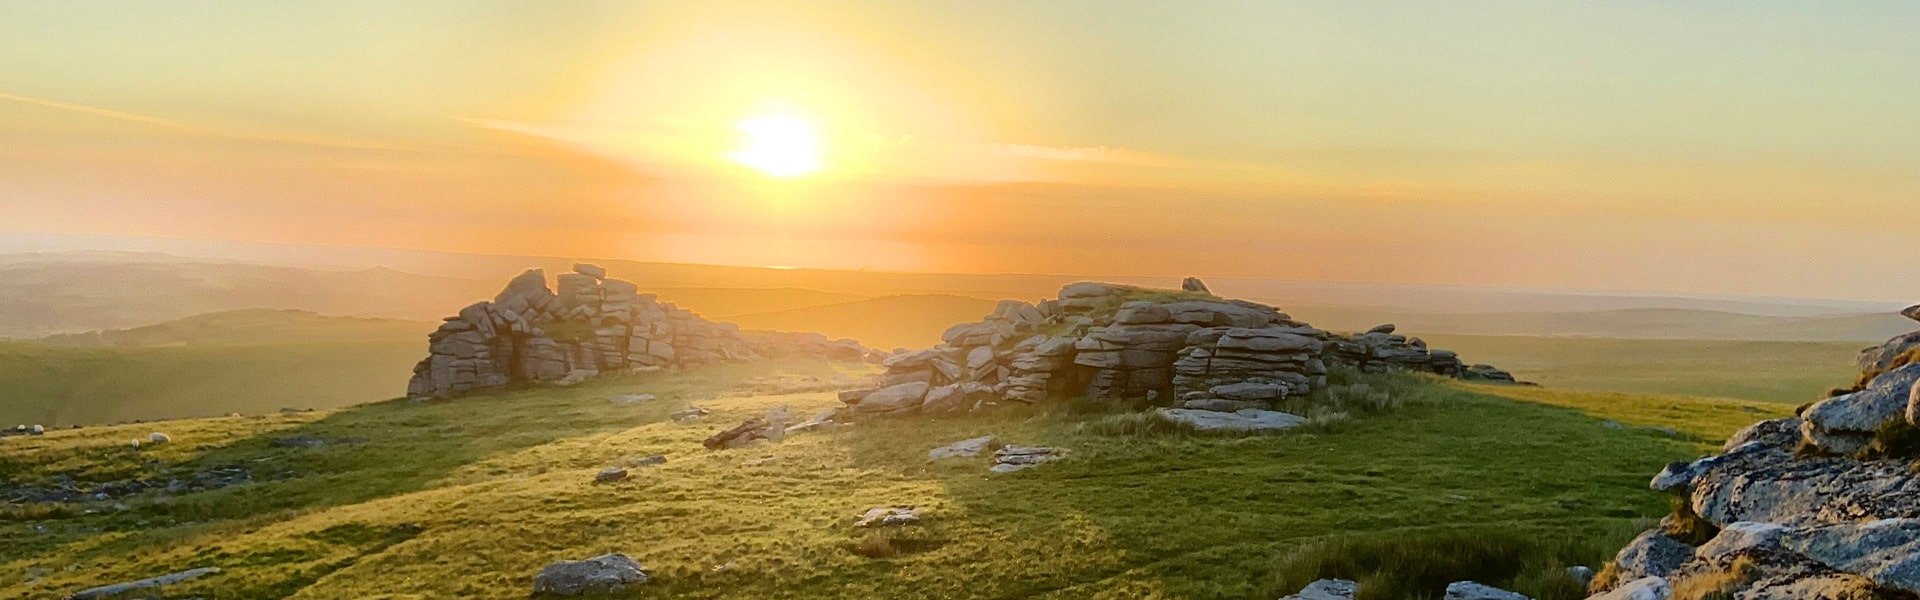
xmin=1281 ymin=578 xmax=1357 ymax=600
xmin=532 ymin=553 xmax=648 ymax=596
xmin=1155 ymin=407 xmax=1305 ymax=432
xmin=1442 ymin=581 xmax=1530 ymax=600
xmin=990 ymin=445 xmax=1061 ymax=473
xmin=854 ymin=506 xmax=921 ymax=527
xmin=928 ymin=436 xmax=995 ymax=461
xmin=1588 ymin=576 xmax=1671 ymax=600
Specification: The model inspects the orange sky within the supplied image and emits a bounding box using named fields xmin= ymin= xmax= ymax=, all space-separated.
xmin=2 ymin=1 xmax=1917 ymax=301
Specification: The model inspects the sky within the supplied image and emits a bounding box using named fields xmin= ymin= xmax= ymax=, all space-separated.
xmin=2 ymin=1 xmax=1917 ymax=301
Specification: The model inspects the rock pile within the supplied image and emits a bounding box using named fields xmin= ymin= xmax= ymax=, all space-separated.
xmin=1586 ymin=304 xmax=1920 ymax=599
xmin=406 ymin=265 xmax=877 ymax=400
xmin=838 ymin=279 xmax=1510 ymax=418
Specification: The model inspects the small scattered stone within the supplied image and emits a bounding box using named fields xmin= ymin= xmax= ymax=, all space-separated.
xmin=624 ymin=455 xmax=667 ymax=468
xmin=742 ymin=456 xmax=778 ymax=467
xmin=1442 ymin=581 xmax=1529 ymax=600
xmin=854 ymin=506 xmax=921 ymax=527
xmin=594 ymin=468 xmax=628 ymax=484
xmin=1282 ymin=578 xmax=1357 ymax=600
xmin=1566 ymin=566 xmax=1595 ymax=587
xmin=671 ymin=407 xmax=711 ymax=422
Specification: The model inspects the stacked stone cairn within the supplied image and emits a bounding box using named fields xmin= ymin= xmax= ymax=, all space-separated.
xmin=407 ymin=265 xmax=879 ymax=400
xmin=839 ymin=279 xmax=1511 ymax=417
xmin=1582 ymin=304 xmax=1920 ymax=599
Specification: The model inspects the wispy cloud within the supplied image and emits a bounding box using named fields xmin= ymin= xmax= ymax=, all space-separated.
xmin=0 ymin=91 xmax=462 ymax=154
xmin=991 ymin=143 xmax=1176 ymax=167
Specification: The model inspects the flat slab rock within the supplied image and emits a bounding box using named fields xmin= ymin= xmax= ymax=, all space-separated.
xmin=1156 ymin=407 xmax=1305 ymax=431
xmin=990 ymin=445 xmax=1061 ymax=473
xmin=532 ymin=553 xmax=648 ymax=596
xmin=928 ymin=435 xmax=995 ymax=461
xmin=854 ymin=506 xmax=921 ymax=527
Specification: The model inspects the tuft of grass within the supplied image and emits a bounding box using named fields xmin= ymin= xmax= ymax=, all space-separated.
xmin=848 ymin=526 xmax=950 ymax=559
xmin=1663 ymin=496 xmax=1720 ymax=545
xmin=1669 ymin=556 xmax=1762 ymax=600
xmin=1857 ymin=419 xmax=1920 ymax=461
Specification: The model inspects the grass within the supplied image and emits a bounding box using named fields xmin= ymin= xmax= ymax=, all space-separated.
xmin=1419 ymin=334 xmax=1861 ymax=404
xmin=0 ymin=358 xmax=1789 ymax=599
xmin=0 ymin=339 xmax=424 ymax=427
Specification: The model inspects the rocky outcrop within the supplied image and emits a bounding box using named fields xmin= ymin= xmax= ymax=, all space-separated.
xmin=1588 ymin=305 xmax=1920 ymax=599
xmin=406 ymin=265 xmax=878 ymax=400
xmin=837 ymin=278 xmax=1511 ymax=418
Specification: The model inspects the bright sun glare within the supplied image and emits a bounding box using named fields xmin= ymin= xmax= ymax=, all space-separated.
xmin=729 ymin=115 xmax=821 ymax=178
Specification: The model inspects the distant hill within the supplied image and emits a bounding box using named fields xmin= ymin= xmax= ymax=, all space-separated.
xmin=723 ymin=294 xmax=1000 ymax=350
xmin=650 ymin=287 xmax=868 ymax=319
xmin=39 ymin=309 xmax=433 ymax=347
xmin=0 ymin=259 xmax=500 ymax=338
xmin=1287 ymin=306 xmax=1914 ymax=342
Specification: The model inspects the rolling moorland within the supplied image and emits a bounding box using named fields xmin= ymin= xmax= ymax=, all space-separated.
xmin=0 ymin=360 xmax=1789 ymax=599
xmin=1 ymin=261 xmax=1912 ymax=599
xmin=0 ymin=293 xmax=1874 ymax=427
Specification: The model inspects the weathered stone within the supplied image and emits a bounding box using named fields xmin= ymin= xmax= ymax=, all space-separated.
xmin=594 ymin=467 xmax=628 ymax=483
xmin=1784 ymin=518 xmax=1920 ymax=593
xmin=1588 ymin=577 xmax=1670 ymax=600
xmin=1608 ymin=529 xmax=1694 ymax=582
xmin=1441 ymin=581 xmax=1528 ymax=600
xmin=1281 ymin=578 xmax=1357 ymax=600
xmin=532 ymin=554 xmax=648 ymax=596
xmin=854 ymin=506 xmax=921 ymax=527
xmin=1803 ymin=363 xmax=1920 ymax=453
xmin=928 ymin=436 xmax=995 ymax=461
xmin=1181 ymin=276 xmax=1210 ymax=294
xmin=990 ymin=445 xmax=1061 ymax=473
xmin=922 ymin=382 xmax=994 ymax=413
xmin=850 ymin=382 xmax=930 ymax=415
xmin=1156 ymin=408 xmax=1304 ymax=432
xmin=1209 ymin=381 xmax=1287 ymax=401
xmin=1722 ymin=417 xmax=1802 ymax=453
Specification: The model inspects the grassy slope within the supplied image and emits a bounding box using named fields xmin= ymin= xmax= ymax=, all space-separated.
xmin=0 ymin=360 xmax=1787 ymax=600
xmin=0 ymin=340 xmax=422 ymax=427
xmin=37 ymin=309 xmax=433 ymax=347
xmin=722 ymin=294 xmax=1001 ymax=350
xmin=1422 ymin=334 xmax=1859 ymax=404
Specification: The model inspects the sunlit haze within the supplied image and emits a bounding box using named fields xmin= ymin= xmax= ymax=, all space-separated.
xmin=2 ymin=1 xmax=1916 ymax=301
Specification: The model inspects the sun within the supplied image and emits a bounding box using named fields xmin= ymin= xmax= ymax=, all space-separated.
xmin=728 ymin=114 xmax=822 ymax=177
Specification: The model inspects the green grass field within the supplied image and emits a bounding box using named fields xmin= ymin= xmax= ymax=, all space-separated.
xmin=0 ymin=340 xmax=421 ymax=427
xmin=0 ymin=359 xmax=1789 ymax=599
xmin=1421 ymin=334 xmax=1861 ymax=404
